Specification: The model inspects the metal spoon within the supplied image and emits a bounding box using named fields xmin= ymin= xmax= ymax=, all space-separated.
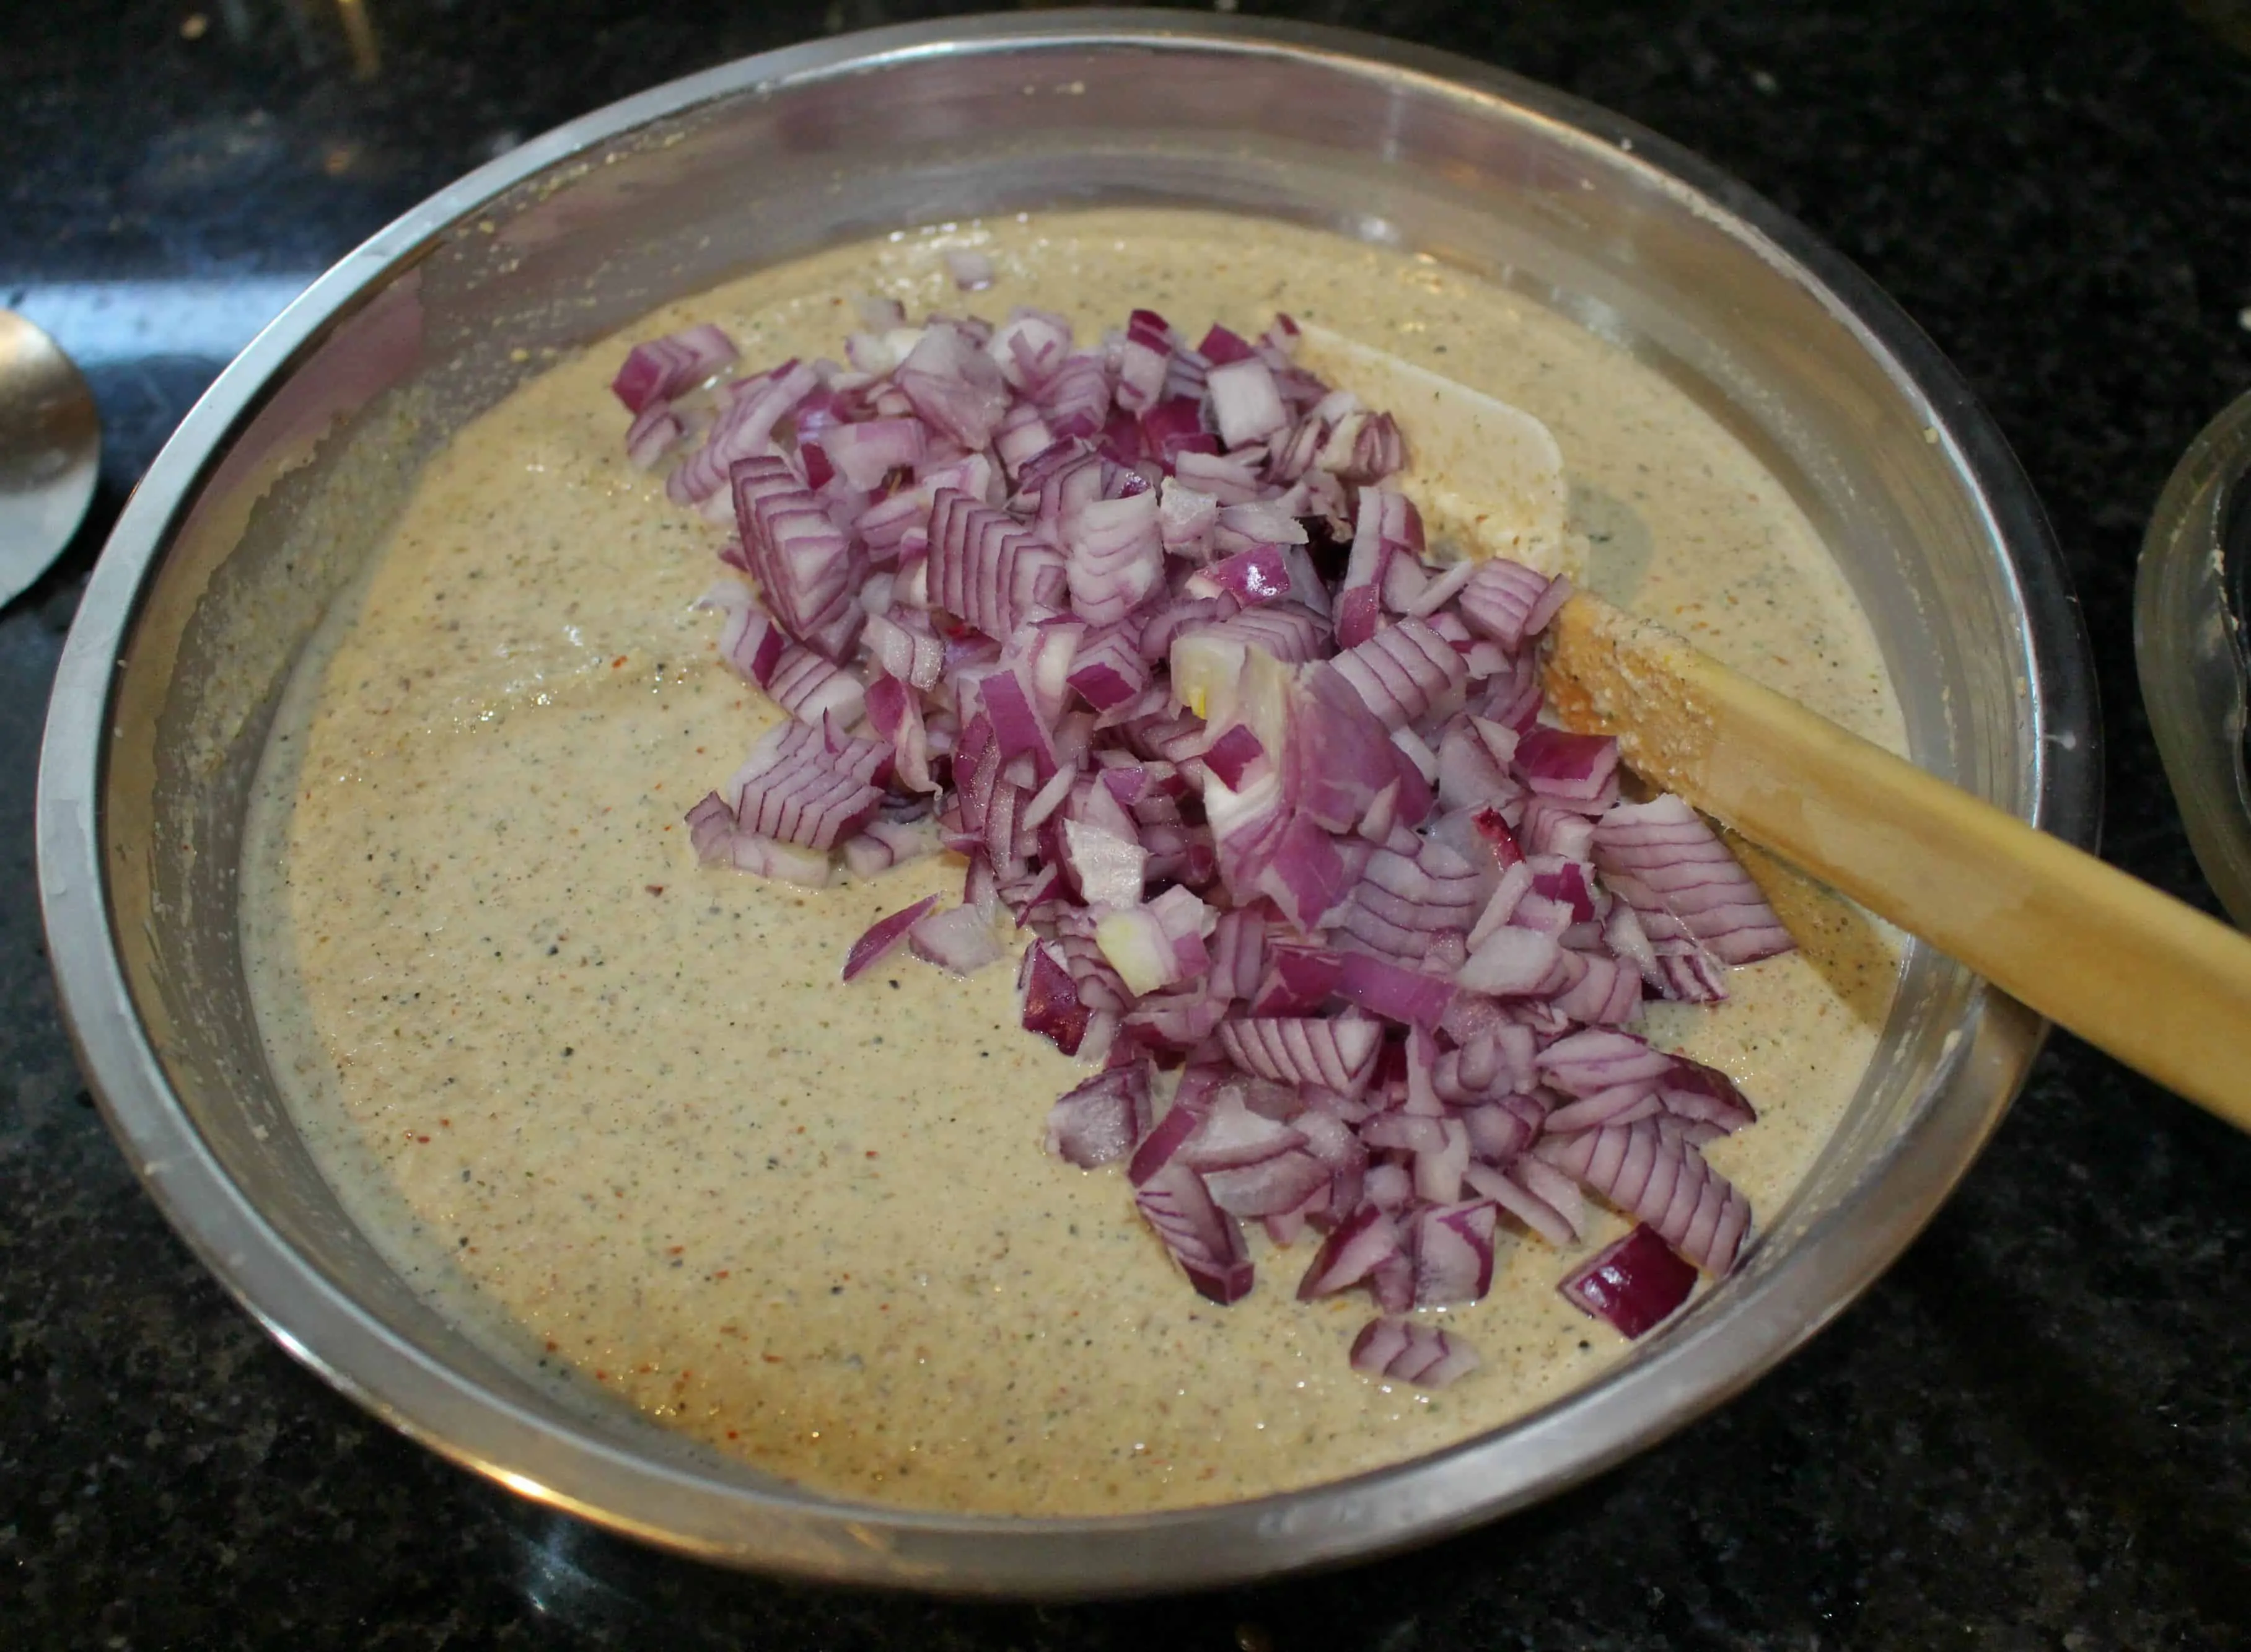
xmin=0 ymin=309 xmax=101 ymax=609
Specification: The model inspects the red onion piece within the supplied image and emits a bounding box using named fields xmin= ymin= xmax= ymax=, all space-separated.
xmin=1454 ymin=924 xmax=1566 ymax=998
xmin=1558 ymin=1223 xmax=1699 ymax=1338
xmin=1094 ymin=905 xmax=1188 ymax=996
xmin=1320 ymin=408 xmax=1408 ymax=485
xmin=1288 ymin=664 xmax=1408 ymax=835
xmin=1515 ymin=727 xmax=1620 ymax=810
xmin=611 ymin=322 xmax=737 ymax=412
xmin=1135 ymin=393 xmax=1200 ymax=449
xmin=1179 ymin=1083 xmax=1305 ymax=1172
xmin=1196 ymin=323 xmax=1256 ymax=365
xmin=726 ymin=718 xmax=888 ymax=850
xmin=1201 ymin=724 xmax=1267 ymax=789
xmin=1065 ymin=623 xmax=1149 ymax=712
xmin=1130 ymin=1105 xmax=1255 ymax=1303
xmin=1409 ymin=1198 xmax=1499 ymax=1307
xmin=1159 ymin=477 xmax=1219 ymax=558
xmin=990 ymin=307 xmax=1073 ymax=390
xmin=1535 ymin=1028 xmax=1674 ymax=1094
xmin=1335 ymin=951 xmax=1456 ymax=1028
xmin=1060 ymin=817 xmax=1146 ymax=910
xmin=1534 ymin=1118 xmax=1750 ymax=1275
xmin=1063 ymin=490 xmax=1165 ymax=625
xmin=843 ymin=894 xmax=941 ymax=982
xmin=1465 ymin=1161 xmax=1579 ymax=1246
xmin=896 ymin=322 xmax=1012 ymax=449
xmin=720 ymin=830 xmax=833 ymax=887
xmin=1252 ymin=940 xmax=1343 ymax=1014
xmin=1206 ymin=358 xmax=1290 ymax=447
xmin=1113 ymin=310 xmax=1172 ymax=415
xmin=1219 ymin=1016 xmax=1382 ymax=1098
xmin=625 ymin=402 xmax=686 ymax=469
xmin=1329 ymin=617 xmax=1470 ymax=731
xmin=1019 ymin=939 xmax=1092 ymax=1055
xmin=1348 ymin=1317 xmax=1480 ymax=1388
xmin=1202 ymin=604 xmax=1330 ymax=666
xmin=820 ymin=418 xmax=928 ymax=490
xmin=1135 ymin=1162 xmax=1255 ymax=1304
xmin=1457 ymin=559 xmax=1568 ymax=650
xmin=701 ymin=582 xmax=786 ymax=689
xmin=1592 ymin=793 xmax=1794 ymax=965
xmin=1037 ymin=353 xmax=1112 ymax=437
xmin=767 ymin=645 xmax=866 ymax=727
xmin=685 ymin=791 xmax=734 ymax=865
xmin=1045 ymin=1060 xmax=1154 ymax=1168
xmin=1296 ymin=1204 xmax=1401 ymax=1299
xmin=842 ymin=816 xmax=937 ymax=878
xmin=907 ymin=902 xmax=1006 ymax=976
xmin=1194 ymin=543 xmax=1294 ymax=606
xmin=1202 ymin=1147 xmax=1329 ymax=1218
xmin=674 ymin=359 xmax=820 ymax=507
xmin=929 ymin=487 xmax=1053 ymax=641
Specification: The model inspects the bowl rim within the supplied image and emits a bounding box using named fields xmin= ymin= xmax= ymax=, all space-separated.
xmin=35 ymin=8 xmax=2099 ymax=1597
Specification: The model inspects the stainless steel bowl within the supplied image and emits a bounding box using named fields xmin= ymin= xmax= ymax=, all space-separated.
xmin=2137 ymin=389 xmax=2251 ymax=928
xmin=37 ymin=12 xmax=2096 ymax=1596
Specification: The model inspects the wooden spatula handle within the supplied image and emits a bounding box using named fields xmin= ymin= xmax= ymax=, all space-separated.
xmin=1546 ymin=594 xmax=2251 ymax=1128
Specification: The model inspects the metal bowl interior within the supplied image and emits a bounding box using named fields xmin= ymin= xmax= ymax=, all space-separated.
xmin=37 ymin=12 xmax=2096 ymax=1597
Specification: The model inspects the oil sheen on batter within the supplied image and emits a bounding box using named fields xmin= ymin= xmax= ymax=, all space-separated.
xmin=240 ymin=210 xmax=1904 ymax=1515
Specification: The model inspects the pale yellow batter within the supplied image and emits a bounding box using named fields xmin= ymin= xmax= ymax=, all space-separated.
xmin=239 ymin=211 xmax=1903 ymax=1514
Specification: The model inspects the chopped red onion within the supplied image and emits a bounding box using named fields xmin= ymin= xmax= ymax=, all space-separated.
xmin=1558 ymin=1223 xmax=1699 ymax=1338
xmin=821 ymin=418 xmax=928 ymax=490
xmin=1592 ymin=793 xmax=1794 ymax=965
xmin=1046 ymin=1060 xmax=1154 ymax=1168
xmin=631 ymin=299 xmax=1801 ymax=1387
xmin=990 ymin=307 xmax=1073 ymax=390
xmin=1019 ymin=938 xmax=1093 ymax=1054
xmin=726 ymin=717 xmax=888 ymax=850
xmin=767 ymin=644 xmax=867 ymax=728
xmin=1220 ymin=1016 xmax=1382 ymax=1098
xmin=1063 ymin=491 xmax=1164 ymax=625
xmin=611 ymin=322 xmax=737 ymax=413
xmin=1296 ymin=1203 xmax=1402 ymax=1299
xmin=1061 ymin=816 xmax=1146 ymax=910
xmin=719 ymin=830 xmax=833 ymax=887
xmin=1319 ymin=408 xmax=1408 ymax=486
xmin=896 ymin=322 xmax=1012 ymax=449
xmin=625 ymin=403 xmax=687 ymax=469
xmin=1193 ymin=542 xmax=1294 ymax=605
xmin=672 ymin=359 xmax=819 ymax=507
xmin=1206 ymin=358 xmax=1290 ymax=448
xmin=1408 ymin=1198 xmax=1499 ymax=1307
xmin=1515 ymin=727 xmax=1620 ymax=811
xmin=1336 ymin=951 xmax=1456 ymax=1028
xmin=1457 ymin=560 xmax=1568 ymax=650
xmin=843 ymin=894 xmax=941 ymax=982
xmin=1348 ymin=1317 xmax=1480 ymax=1388
xmin=1535 ymin=1117 xmax=1750 ymax=1275
xmin=908 ymin=902 xmax=1006 ymax=976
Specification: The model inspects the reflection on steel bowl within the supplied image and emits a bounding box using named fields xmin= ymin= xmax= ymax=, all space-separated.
xmin=38 ymin=14 xmax=2094 ymax=1596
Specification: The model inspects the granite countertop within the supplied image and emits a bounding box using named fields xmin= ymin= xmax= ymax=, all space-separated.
xmin=6 ymin=2 xmax=2250 ymax=1645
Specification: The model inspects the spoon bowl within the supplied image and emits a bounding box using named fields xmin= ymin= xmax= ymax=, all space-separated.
xmin=0 ymin=308 xmax=101 ymax=608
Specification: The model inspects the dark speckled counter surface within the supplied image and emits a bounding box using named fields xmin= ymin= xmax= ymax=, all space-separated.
xmin=6 ymin=2 xmax=2250 ymax=1646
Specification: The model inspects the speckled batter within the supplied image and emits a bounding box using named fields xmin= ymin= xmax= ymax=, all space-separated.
xmin=240 ymin=210 xmax=1904 ymax=1515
